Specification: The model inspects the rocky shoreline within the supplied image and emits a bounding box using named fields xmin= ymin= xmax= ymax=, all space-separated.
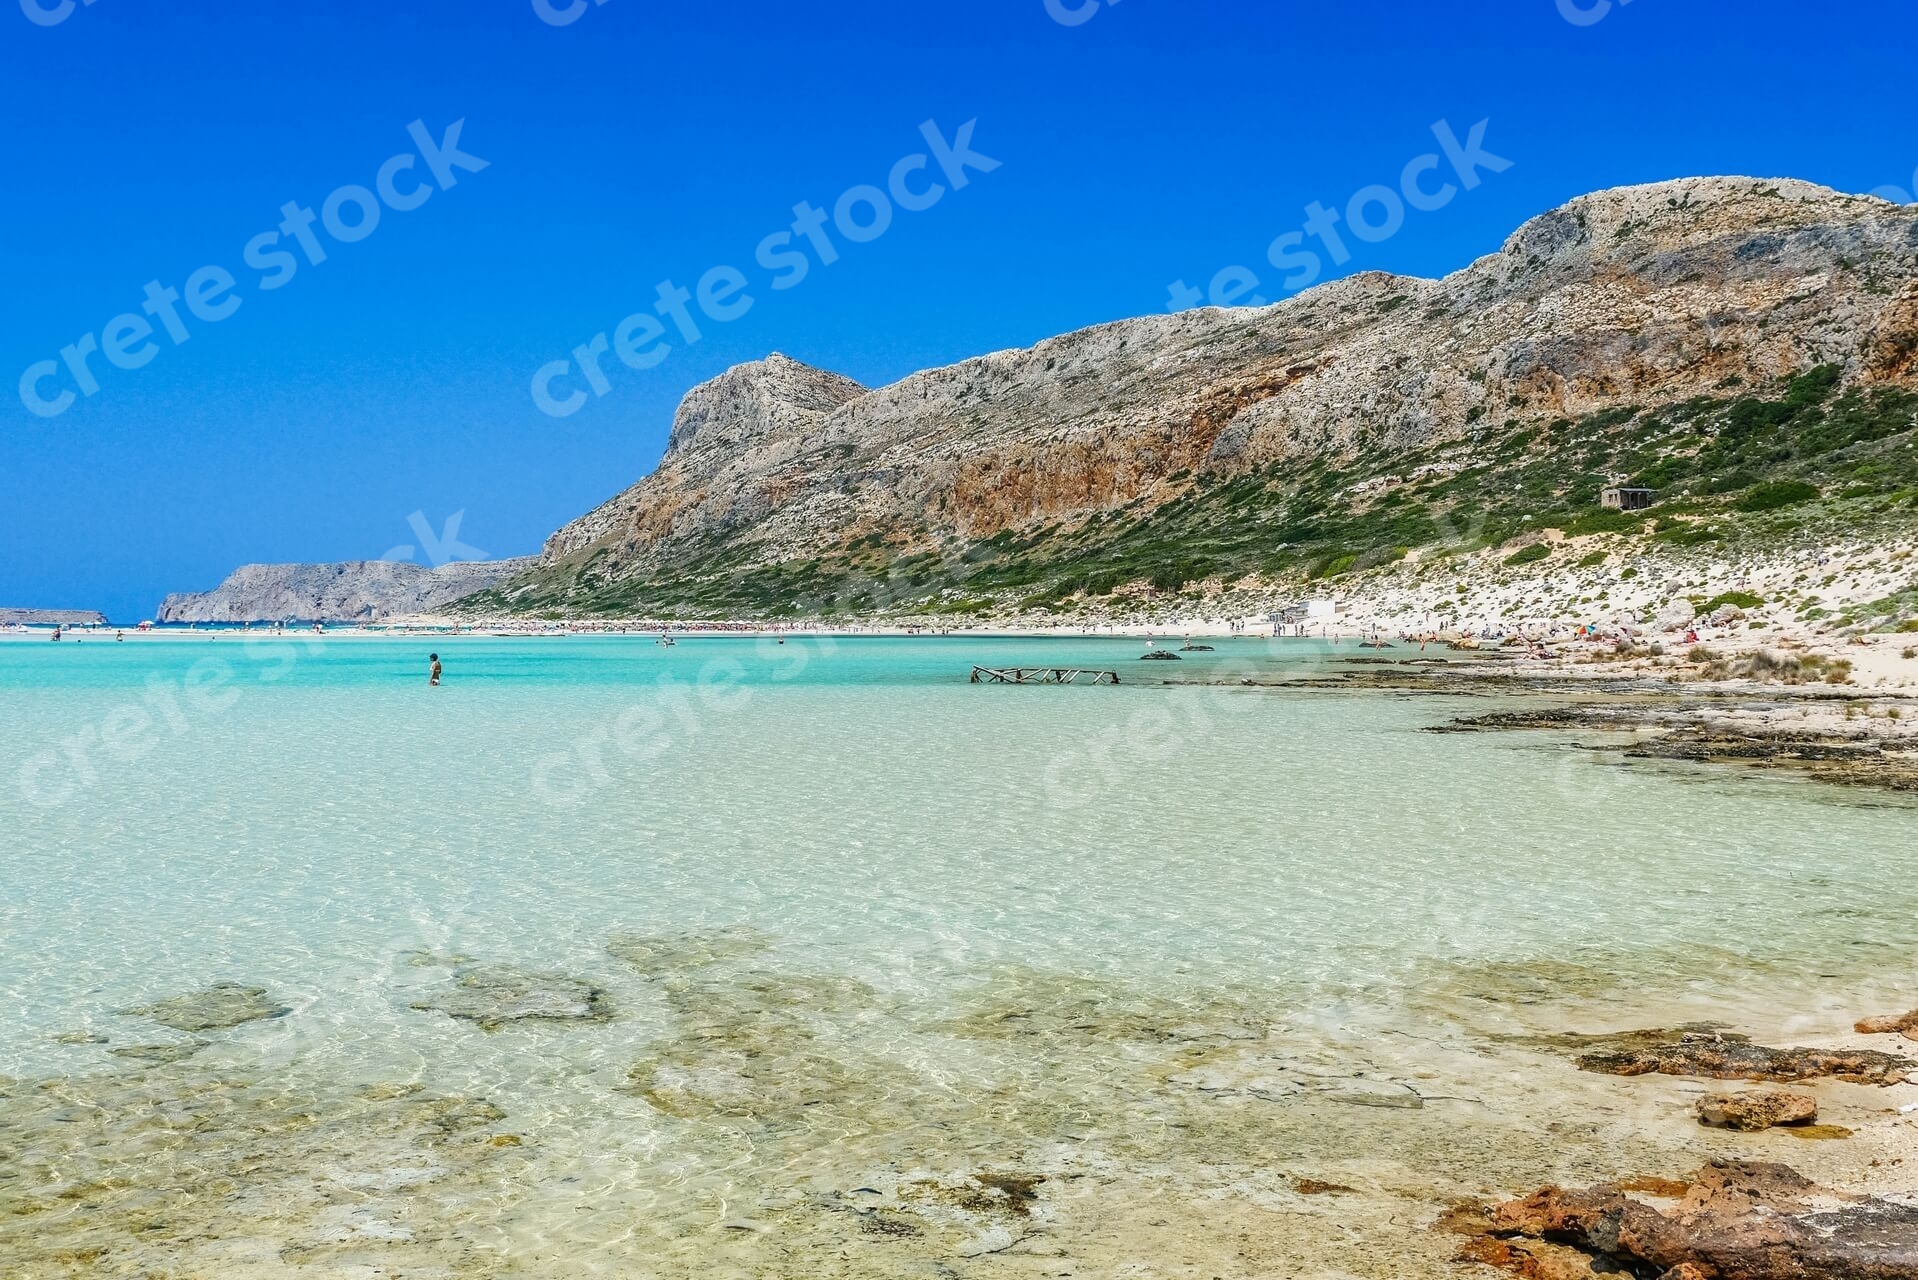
xmin=1448 ymin=1158 xmax=1918 ymax=1279
xmin=1431 ymin=697 xmax=1918 ymax=793
xmin=1185 ymin=645 xmax=1918 ymax=796
xmin=11 ymin=933 xmax=1918 ymax=1277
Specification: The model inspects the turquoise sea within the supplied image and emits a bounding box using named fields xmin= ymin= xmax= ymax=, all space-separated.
xmin=2 ymin=633 xmax=1914 ymax=1278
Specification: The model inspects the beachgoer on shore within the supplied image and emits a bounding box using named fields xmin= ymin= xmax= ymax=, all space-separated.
xmin=429 ymin=653 xmax=442 ymax=686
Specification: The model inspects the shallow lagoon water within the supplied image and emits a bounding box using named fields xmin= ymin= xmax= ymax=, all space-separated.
xmin=2 ymin=635 xmax=1914 ymax=1277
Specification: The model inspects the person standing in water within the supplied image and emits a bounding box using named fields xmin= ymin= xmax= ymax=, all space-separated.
xmin=429 ymin=653 xmax=442 ymax=686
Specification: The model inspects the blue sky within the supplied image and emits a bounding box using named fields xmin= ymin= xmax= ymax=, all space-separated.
xmin=2 ymin=0 xmax=1913 ymax=621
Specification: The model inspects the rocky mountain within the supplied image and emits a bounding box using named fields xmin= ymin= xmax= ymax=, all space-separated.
xmin=0 ymin=608 xmax=109 ymax=627
xmin=542 ymin=355 xmax=868 ymax=560
xmin=159 ymin=559 xmax=535 ymax=624
xmin=460 ymin=177 xmax=1918 ymax=619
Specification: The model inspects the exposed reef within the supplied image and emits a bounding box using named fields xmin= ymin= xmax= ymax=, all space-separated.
xmin=1576 ymin=1030 xmax=1912 ymax=1085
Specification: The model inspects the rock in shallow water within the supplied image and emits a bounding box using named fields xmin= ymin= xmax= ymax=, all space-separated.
xmin=108 ymin=1042 xmax=207 ymax=1065
xmin=606 ymin=924 xmax=773 ymax=974
xmin=1576 ymin=1033 xmax=1912 ymax=1084
xmin=119 ymin=982 xmax=290 ymax=1033
xmin=410 ymin=966 xmax=612 ymax=1031
xmin=1454 ymin=1159 xmax=1918 ymax=1280
xmin=1695 ymin=1089 xmax=1817 ymax=1131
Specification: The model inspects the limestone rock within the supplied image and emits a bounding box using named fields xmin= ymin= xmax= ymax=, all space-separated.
xmin=605 ymin=924 xmax=774 ymax=974
xmin=109 ymin=1042 xmax=207 ymax=1065
xmin=1457 ymin=1234 xmax=1611 ymax=1280
xmin=410 ymin=966 xmax=612 ymax=1031
xmin=1856 ymin=1008 xmax=1918 ymax=1040
xmin=1458 ymin=1160 xmax=1918 ymax=1280
xmin=543 ymin=354 xmax=867 ymax=560
xmin=1656 ymin=600 xmax=1700 ymax=632
xmin=1576 ymin=1033 xmax=1911 ymax=1084
xmin=1695 ymin=1089 xmax=1818 ymax=1131
xmin=120 ymin=982 xmax=290 ymax=1033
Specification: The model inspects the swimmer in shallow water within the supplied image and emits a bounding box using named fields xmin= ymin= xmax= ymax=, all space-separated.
xmin=429 ymin=653 xmax=442 ymax=686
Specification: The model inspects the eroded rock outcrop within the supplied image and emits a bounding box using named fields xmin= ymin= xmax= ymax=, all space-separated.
xmin=1694 ymin=1089 xmax=1818 ymax=1131
xmin=1452 ymin=1160 xmax=1918 ymax=1280
xmin=1857 ymin=1008 xmax=1918 ymax=1040
xmin=1577 ymin=1033 xmax=1912 ymax=1084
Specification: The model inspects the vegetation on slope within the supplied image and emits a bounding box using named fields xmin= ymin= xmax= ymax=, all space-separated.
xmin=457 ymin=368 xmax=1918 ymax=620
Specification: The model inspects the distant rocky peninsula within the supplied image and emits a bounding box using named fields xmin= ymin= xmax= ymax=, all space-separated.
xmin=1 ymin=607 xmax=108 ymax=627
xmin=156 ymin=559 xmax=534 ymax=624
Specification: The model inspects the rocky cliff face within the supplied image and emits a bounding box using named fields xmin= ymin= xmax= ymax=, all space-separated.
xmin=476 ymin=178 xmax=1918 ymax=617
xmin=542 ymin=354 xmax=867 ymax=559
xmin=158 ymin=559 xmax=535 ymax=623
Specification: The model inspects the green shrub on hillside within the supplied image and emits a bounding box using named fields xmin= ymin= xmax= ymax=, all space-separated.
xmin=1565 ymin=508 xmax=1645 ymax=536
xmin=1504 ymin=543 xmax=1551 ymax=567
xmin=1700 ymin=591 xmax=1766 ymax=612
xmin=1654 ymin=522 xmax=1723 ymax=546
xmin=1735 ymin=480 xmax=1819 ymax=512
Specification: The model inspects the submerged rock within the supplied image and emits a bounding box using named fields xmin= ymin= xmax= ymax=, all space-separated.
xmin=1695 ymin=1089 xmax=1818 ymax=1131
xmin=1576 ymin=1033 xmax=1911 ymax=1084
xmin=1454 ymin=1160 xmax=1918 ymax=1280
xmin=108 ymin=1042 xmax=207 ymax=1065
xmin=410 ymin=966 xmax=612 ymax=1031
xmin=625 ymin=968 xmax=897 ymax=1121
xmin=119 ymin=982 xmax=290 ymax=1033
xmin=933 ymin=970 xmax=1277 ymax=1048
xmin=606 ymin=924 xmax=774 ymax=974
xmin=0 ymin=1066 xmax=520 ymax=1278
xmin=1318 ymin=1078 xmax=1425 ymax=1109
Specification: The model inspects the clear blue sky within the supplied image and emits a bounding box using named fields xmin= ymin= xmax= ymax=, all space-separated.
xmin=2 ymin=0 xmax=1913 ymax=621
